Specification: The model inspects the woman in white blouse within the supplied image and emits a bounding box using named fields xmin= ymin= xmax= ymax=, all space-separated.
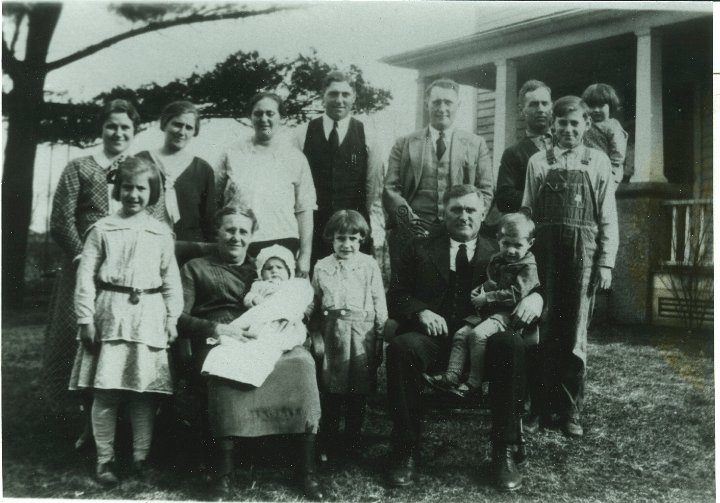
xmin=215 ymin=92 xmax=317 ymax=278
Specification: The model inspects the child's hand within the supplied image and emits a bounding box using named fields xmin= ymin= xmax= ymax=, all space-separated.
xmin=470 ymin=288 xmax=488 ymax=310
xmin=166 ymin=325 xmax=178 ymax=345
xmin=591 ymin=267 xmax=613 ymax=292
xmin=79 ymin=324 xmax=97 ymax=353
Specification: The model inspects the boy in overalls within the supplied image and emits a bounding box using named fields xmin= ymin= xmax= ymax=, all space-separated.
xmin=521 ymin=96 xmax=618 ymax=438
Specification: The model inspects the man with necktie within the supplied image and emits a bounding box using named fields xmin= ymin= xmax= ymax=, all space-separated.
xmin=384 ymin=184 xmax=543 ymax=492
xmin=383 ymin=78 xmax=493 ymax=276
xmin=295 ymin=71 xmax=385 ymax=269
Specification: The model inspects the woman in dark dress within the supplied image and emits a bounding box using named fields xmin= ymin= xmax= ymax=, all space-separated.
xmin=178 ymin=206 xmax=324 ymax=500
xmin=136 ymin=101 xmax=216 ymax=265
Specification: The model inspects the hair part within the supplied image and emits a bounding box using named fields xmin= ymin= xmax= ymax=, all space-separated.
xmin=111 ymin=157 xmax=161 ymax=206
xmin=552 ymin=95 xmax=589 ymax=119
xmin=323 ymin=71 xmax=356 ymax=93
xmin=497 ymin=212 xmax=536 ymax=240
xmin=160 ymin=100 xmax=201 ymax=136
xmin=247 ymin=92 xmax=285 ymax=117
xmin=98 ymin=99 xmax=141 ymax=133
xmin=581 ymin=83 xmax=621 ymax=114
xmin=214 ymin=205 xmax=259 ymax=233
xmin=518 ymin=79 xmax=551 ymax=102
xmin=323 ymin=210 xmax=370 ymax=244
xmin=441 ymin=184 xmax=484 ymax=210
xmin=424 ymin=78 xmax=460 ymax=99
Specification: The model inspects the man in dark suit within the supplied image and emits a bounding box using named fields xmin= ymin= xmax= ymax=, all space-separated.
xmin=383 ymin=78 xmax=493 ymax=273
xmin=295 ymin=71 xmax=384 ymax=269
xmin=385 ymin=184 xmax=543 ymax=492
xmin=494 ymin=80 xmax=552 ymax=213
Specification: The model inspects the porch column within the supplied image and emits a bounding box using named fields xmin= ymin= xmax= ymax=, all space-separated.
xmin=632 ymin=28 xmax=667 ymax=183
xmin=492 ymin=59 xmax=518 ymax=178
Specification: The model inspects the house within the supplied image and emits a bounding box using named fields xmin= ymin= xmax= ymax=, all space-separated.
xmin=382 ymin=4 xmax=712 ymax=327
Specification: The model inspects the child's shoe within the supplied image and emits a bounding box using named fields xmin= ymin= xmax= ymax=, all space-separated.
xmin=421 ymin=373 xmax=458 ymax=392
xmin=449 ymin=382 xmax=470 ymax=399
xmin=96 ymin=462 xmax=119 ymax=487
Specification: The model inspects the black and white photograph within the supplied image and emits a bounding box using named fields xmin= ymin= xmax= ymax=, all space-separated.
xmin=1 ymin=1 xmax=714 ymax=501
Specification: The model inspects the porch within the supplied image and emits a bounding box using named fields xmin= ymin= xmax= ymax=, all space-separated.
xmin=382 ymin=6 xmax=713 ymax=326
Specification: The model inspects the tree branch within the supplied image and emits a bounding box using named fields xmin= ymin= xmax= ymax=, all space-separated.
xmin=45 ymin=5 xmax=297 ymax=72
xmin=2 ymin=38 xmax=22 ymax=80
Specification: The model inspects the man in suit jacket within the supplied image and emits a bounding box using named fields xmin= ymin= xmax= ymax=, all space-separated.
xmin=494 ymin=80 xmax=553 ymax=213
xmin=295 ymin=71 xmax=385 ymax=268
xmin=383 ymin=78 xmax=493 ymax=273
xmin=385 ymin=184 xmax=543 ymax=492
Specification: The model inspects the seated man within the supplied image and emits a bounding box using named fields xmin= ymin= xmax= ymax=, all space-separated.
xmin=385 ymin=184 xmax=542 ymax=492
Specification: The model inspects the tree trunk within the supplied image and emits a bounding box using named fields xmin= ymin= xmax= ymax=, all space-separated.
xmin=2 ymin=4 xmax=61 ymax=308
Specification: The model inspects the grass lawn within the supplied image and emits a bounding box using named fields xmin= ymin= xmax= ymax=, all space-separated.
xmin=2 ymin=305 xmax=714 ymax=502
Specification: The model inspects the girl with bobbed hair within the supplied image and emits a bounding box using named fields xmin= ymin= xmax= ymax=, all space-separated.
xmin=43 ymin=98 xmax=141 ymax=445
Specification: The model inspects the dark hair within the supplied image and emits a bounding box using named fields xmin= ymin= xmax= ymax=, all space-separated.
xmin=497 ymin=212 xmax=535 ymax=240
xmin=581 ymin=83 xmax=621 ymax=115
xmin=552 ymin=95 xmax=589 ymax=119
xmin=160 ymin=100 xmax=200 ymax=136
xmin=98 ymin=99 xmax=141 ymax=133
xmin=247 ymin=92 xmax=285 ymax=117
xmin=214 ymin=205 xmax=259 ymax=233
xmin=424 ymin=78 xmax=460 ymax=98
xmin=323 ymin=210 xmax=370 ymax=244
xmin=441 ymin=184 xmax=484 ymax=210
xmin=111 ymin=157 xmax=161 ymax=206
xmin=323 ymin=71 xmax=355 ymax=94
xmin=518 ymin=79 xmax=551 ymax=102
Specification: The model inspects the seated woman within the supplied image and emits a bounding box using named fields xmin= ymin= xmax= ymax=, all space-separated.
xmin=177 ymin=206 xmax=324 ymax=500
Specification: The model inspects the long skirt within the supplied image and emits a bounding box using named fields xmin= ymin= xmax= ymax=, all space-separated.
xmin=41 ymin=261 xmax=79 ymax=412
xmin=208 ymin=346 xmax=320 ymax=438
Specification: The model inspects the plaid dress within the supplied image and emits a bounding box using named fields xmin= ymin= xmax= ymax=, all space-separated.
xmin=42 ymin=156 xmax=113 ymax=412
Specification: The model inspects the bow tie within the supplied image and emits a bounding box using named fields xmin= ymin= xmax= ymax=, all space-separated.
xmin=106 ymin=155 xmax=126 ymax=184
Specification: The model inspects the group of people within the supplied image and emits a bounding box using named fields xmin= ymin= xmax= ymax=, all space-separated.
xmin=41 ymin=71 xmax=621 ymax=498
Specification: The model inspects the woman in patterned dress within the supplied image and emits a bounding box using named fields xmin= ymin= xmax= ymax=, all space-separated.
xmin=42 ymin=99 xmax=141 ymax=443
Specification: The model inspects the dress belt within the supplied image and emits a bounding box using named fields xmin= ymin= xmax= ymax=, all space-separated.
xmin=96 ymin=281 xmax=163 ymax=305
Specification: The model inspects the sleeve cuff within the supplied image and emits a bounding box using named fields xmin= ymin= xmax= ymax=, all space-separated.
xmin=77 ymin=317 xmax=93 ymax=325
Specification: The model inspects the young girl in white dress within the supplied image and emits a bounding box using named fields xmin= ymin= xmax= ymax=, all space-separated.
xmin=68 ymin=157 xmax=183 ymax=486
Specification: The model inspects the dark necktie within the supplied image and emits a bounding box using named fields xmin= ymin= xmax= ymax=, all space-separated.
xmin=436 ymin=130 xmax=446 ymax=160
xmin=329 ymin=121 xmax=339 ymax=153
xmin=456 ymin=243 xmax=470 ymax=277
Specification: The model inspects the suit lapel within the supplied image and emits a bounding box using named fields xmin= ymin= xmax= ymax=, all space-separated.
xmin=449 ymin=130 xmax=465 ymax=185
xmin=471 ymin=234 xmax=497 ymax=284
xmin=427 ymin=233 xmax=451 ymax=284
xmin=407 ymin=129 xmax=428 ymax=201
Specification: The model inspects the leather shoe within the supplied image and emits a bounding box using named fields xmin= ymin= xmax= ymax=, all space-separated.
xmin=301 ymin=473 xmax=325 ymax=501
xmin=388 ymin=453 xmax=416 ymax=487
xmin=493 ymin=445 xmax=522 ymax=492
xmin=523 ymin=415 xmax=540 ymax=435
xmin=563 ymin=416 xmax=584 ymax=438
xmin=96 ymin=462 xmax=119 ymax=487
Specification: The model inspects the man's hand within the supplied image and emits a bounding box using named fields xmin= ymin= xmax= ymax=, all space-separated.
xmin=510 ymin=292 xmax=543 ymax=329
xmin=166 ymin=325 xmax=178 ymax=345
xmin=79 ymin=324 xmax=97 ymax=353
xmin=417 ymin=309 xmax=448 ymax=337
xmin=296 ymin=252 xmax=311 ymax=279
xmin=590 ymin=267 xmax=612 ymax=293
xmin=409 ymin=216 xmax=431 ymax=237
xmin=215 ymin=323 xmax=258 ymax=343
xmin=470 ymin=287 xmax=488 ymax=310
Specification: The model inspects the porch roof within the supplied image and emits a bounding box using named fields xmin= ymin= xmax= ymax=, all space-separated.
xmin=381 ymin=5 xmax=711 ymax=76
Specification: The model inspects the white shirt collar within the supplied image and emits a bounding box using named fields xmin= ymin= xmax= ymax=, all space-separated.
xmin=323 ymin=114 xmax=351 ymax=143
xmin=449 ymin=237 xmax=476 ymax=272
xmin=428 ymin=125 xmax=454 ymax=143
